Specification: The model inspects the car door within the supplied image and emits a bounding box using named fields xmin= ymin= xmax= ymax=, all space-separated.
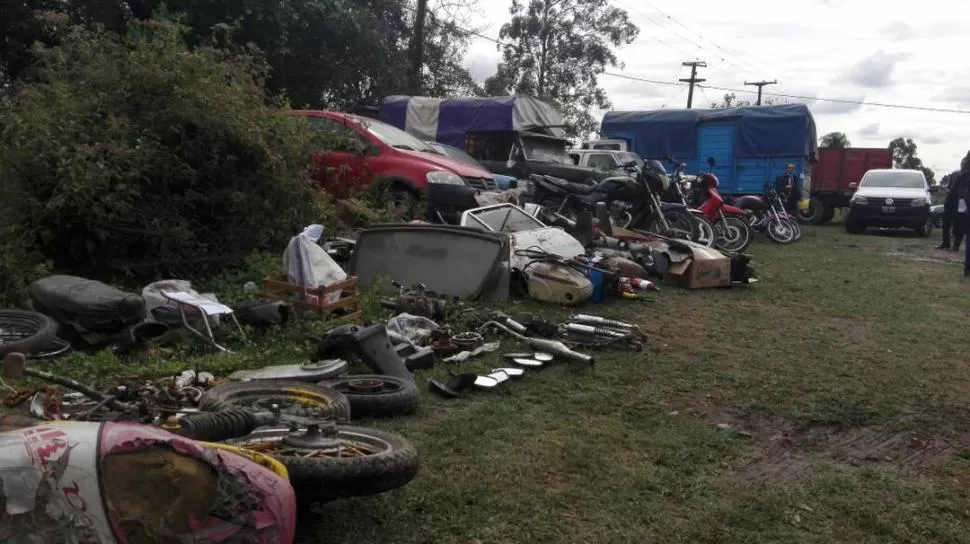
xmin=305 ymin=116 xmax=374 ymax=194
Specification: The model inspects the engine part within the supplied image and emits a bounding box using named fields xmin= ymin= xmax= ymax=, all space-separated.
xmin=380 ymin=282 xmax=461 ymax=322
xmin=315 ymin=324 xmax=413 ymax=381
xmin=480 ymin=321 xmax=594 ymax=365
xmin=451 ymin=331 xmax=484 ymax=351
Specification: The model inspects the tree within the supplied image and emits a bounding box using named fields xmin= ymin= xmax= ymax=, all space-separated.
xmin=0 ymin=1 xmax=478 ymax=110
xmin=0 ymin=20 xmax=329 ymax=277
xmin=888 ymin=137 xmax=936 ymax=184
xmin=820 ymin=132 xmax=851 ymax=149
xmin=710 ymin=92 xmax=785 ymax=109
xmin=489 ymin=0 xmax=639 ymax=138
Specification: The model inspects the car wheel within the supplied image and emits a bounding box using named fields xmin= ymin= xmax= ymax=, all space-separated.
xmin=915 ymin=218 xmax=933 ymax=238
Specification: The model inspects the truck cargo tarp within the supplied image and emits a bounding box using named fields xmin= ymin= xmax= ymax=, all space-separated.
xmin=380 ymin=95 xmax=565 ymax=148
xmin=601 ymin=104 xmax=818 ymax=161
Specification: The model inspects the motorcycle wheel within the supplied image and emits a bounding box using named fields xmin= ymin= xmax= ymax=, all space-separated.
xmin=714 ymin=216 xmax=753 ymax=253
xmin=788 ymin=218 xmax=803 ymax=241
xmin=199 ymin=380 xmax=352 ymax=422
xmin=766 ymin=218 xmax=798 ymax=244
xmin=691 ymin=213 xmax=716 ymax=247
xmin=226 ymin=425 xmax=420 ymax=503
xmin=647 ymin=209 xmax=697 ymax=241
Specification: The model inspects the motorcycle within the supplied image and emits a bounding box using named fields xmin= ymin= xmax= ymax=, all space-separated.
xmin=530 ymin=159 xmax=698 ymax=241
xmin=731 ymin=185 xmax=802 ymax=244
xmin=686 ymin=157 xmax=754 ymax=253
xmin=663 ymin=158 xmax=716 ymax=247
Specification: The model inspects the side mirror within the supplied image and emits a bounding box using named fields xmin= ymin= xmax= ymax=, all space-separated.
xmin=848 ymin=182 xmax=858 ymax=190
xmin=707 ymin=156 xmax=716 ymax=168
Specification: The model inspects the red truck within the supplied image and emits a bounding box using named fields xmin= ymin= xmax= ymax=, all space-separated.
xmin=800 ymin=147 xmax=893 ymax=224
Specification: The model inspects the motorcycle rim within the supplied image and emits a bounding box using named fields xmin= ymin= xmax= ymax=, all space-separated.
xmin=766 ymin=219 xmax=797 ymax=244
xmin=715 ymin=217 xmax=752 ymax=253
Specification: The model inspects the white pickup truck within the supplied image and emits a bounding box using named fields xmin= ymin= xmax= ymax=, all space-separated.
xmin=568 ymin=149 xmax=643 ymax=172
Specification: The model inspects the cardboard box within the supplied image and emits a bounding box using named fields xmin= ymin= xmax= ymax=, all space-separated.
xmin=663 ymin=242 xmax=732 ymax=289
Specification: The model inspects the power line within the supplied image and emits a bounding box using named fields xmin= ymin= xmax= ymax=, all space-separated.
xmin=437 ymin=15 xmax=970 ymax=116
xmin=639 ymin=0 xmax=768 ymax=77
xmin=601 ymin=71 xmax=970 ymax=114
xmin=679 ymin=61 xmax=706 ymax=109
xmin=744 ymin=80 xmax=778 ymax=106
xmin=613 ymin=0 xmax=756 ymax=80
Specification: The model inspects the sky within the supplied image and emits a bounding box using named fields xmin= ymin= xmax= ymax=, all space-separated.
xmin=456 ymin=0 xmax=970 ymax=176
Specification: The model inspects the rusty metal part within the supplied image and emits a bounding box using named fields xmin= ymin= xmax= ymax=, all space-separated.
xmin=451 ymin=332 xmax=484 ymax=351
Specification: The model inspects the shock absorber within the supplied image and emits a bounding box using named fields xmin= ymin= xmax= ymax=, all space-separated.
xmin=568 ymin=314 xmax=637 ymax=331
xmin=177 ymin=408 xmax=264 ymax=442
xmin=564 ymin=323 xmax=629 ymax=339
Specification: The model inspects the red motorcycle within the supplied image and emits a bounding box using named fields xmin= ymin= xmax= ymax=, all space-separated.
xmin=687 ymin=157 xmax=753 ymax=253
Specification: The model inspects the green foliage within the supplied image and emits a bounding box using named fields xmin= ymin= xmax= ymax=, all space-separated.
xmin=490 ymin=0 xmax=639 ymax=138
xmin=888 ymin=137 xmax=936 ymax=184
xmin=819 ymin=131 xmax=851 ymax=149
xmin=0 ymin=20 xmax=331 ymax=281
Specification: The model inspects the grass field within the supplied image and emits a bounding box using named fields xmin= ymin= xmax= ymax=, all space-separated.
xmin=41 ymin=224 xmax=970 ymax=543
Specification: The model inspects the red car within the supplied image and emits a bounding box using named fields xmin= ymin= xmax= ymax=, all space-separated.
xmin=290 ymin=110 xmax=496 ymax=214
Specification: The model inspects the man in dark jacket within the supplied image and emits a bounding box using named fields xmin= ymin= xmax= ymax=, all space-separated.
xmin=773 ymin=163 xmax=802 ymax=212
xmin=939 ymin=167 xmax=967 ymax=250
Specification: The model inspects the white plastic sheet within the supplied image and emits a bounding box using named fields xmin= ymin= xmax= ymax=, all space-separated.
xmin=282 ymin=225 xmax=347 ymax=305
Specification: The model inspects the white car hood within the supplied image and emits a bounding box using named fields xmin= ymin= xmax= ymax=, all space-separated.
xmin=855 ymin=187 xmax=928 ymax=199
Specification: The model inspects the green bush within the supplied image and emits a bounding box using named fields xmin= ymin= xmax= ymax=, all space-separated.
xmin=0 ymin=19 xmax=333 ymax=287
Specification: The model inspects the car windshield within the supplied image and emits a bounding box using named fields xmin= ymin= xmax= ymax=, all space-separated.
xmin=464 ymin=205 xmax=544 ymax=233
xmin=521 ymin=137 xmax=571 ymax=164
xmin=351 ymin=116 xmax=434 ymax=152
xmin=861 ymin=170 xmax=925 ymax=189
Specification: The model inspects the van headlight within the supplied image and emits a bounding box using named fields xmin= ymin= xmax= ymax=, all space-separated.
xmin=426 ymin=171 xmax=465 ymax=185
xmin=911 ymin=197 xmax=928 ymax=207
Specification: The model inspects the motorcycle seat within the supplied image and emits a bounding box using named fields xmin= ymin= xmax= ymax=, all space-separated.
xmin=532 ymin=175 xmax=596 ymax=195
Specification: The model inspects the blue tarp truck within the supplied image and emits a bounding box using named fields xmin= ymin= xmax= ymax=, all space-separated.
xmin=599 ymin=104 xmax=819 ymax=195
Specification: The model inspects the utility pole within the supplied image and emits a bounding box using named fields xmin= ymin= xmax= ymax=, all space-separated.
xmin=408 ymin=0 xmax=429 ymax=95
xmin=679 ymin=61 xmax=707 ymax=109
xmin=744 ymin=80 xmax=778 ymax=106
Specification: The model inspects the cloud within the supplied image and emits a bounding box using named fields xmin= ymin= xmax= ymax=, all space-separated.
xmin=922 ymin=135 xmax=944 ymax=145
xmin=844 ymin=50 xmax=904 ymax=88
xmin=782 ymin=89 xmax=866 ymax=115
xmin=858 ymin=122 xmax=880 ymax=136
xmin=880 ymin=21 xmax=916 ymax=41
xmin=936 ymin=86 xmax=970 ymax=106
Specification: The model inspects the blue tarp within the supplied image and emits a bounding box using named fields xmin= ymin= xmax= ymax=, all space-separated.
xmin=380 ymin=95 xmax=565 ymax=149
xmin=600 ymin=104 xmax=818 ymax=162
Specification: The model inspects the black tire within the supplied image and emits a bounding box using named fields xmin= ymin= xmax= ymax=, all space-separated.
xmin=319 ymin=375 xmax=419 ymax=418
xmin=797 ymin=197 xmax=827 ymax=225
xmin=200 ymin=380 xmax=352 ymax=422
xmin=766 ymin=218 xmax=797 ymax=244
xmin=915 ymin=217 xmax=934 ymax=238
xmin=227 ymin=426 xmax=420 ymax=503
xmin=0 ymin=309 xmax=58 ymax=357
xmin=647 ymin=209 xmax=697 ymax=241
xmin=821 ymin=206 xmax=836 ymax=224
xmin=714 ymin=216 xmax=753 ymax=253
xmin=844 ymin=212 xmax=865 ymax=234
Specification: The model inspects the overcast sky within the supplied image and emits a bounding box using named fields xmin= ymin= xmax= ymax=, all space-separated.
xmin=458 ymin=0 xmax=970 ymax=175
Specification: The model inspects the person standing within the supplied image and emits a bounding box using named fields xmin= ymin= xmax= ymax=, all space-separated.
xmin=939 ymin=167 xmax=967 ymax=250
xmin=950 ymin=153 xmax=970 ymax=275
xmin=775 ymin=163 xmax=802 ymax=213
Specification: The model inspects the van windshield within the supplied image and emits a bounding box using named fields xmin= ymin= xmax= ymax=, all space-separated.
xmin=860 ymin=170 xmax=925 ymax=189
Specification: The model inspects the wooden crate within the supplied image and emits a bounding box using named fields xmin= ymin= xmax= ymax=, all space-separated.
xmin=262 ymin=275 xmax=362 ymax=322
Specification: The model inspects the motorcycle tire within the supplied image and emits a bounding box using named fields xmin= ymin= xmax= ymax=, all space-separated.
xmin=226 ymin=425 xmax=420 ymax=503
xmin=200 ymin=380 xmax=352 ymax=422
xmin=0 ymin=309 xmax=58 ymax=357
xmin=766 ymin=218 xmax=798 ymax=244
xmin=646 ymin=209 xmax=697 ymax=241
xmin=318 ymin=375 xmax=420 ymax=418
xmin=690 ymin=213 xmax=717 ymax=247
xmin=714 ymin=216 xmax=754 ymax=253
